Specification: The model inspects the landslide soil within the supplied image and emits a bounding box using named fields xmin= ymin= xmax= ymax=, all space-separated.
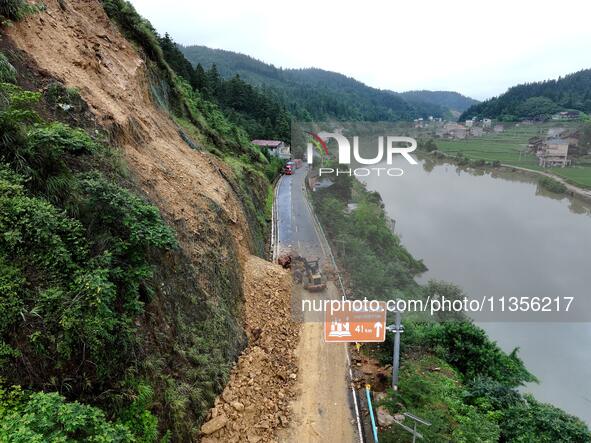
xmin=200 ymin=256 xmax=299 ymax=443
xmin=6 ymin=0 xmax=252 ymax=263
xmin=6 ymin=1 xmax=302 ymax=440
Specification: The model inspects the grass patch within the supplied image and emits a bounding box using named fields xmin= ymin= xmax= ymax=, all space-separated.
xmin=435 ymin=122 xmax=591 ymax=189
xmin=539 ymin=176 xmax=567 ymax=194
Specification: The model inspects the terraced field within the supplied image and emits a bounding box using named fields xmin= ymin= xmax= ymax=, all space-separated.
xmin=435 ymin=122 xmax=591 ymax=188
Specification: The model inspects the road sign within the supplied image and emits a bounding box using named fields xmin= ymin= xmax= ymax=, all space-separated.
xmin=324 ymin=302 xmax=386 ymax=342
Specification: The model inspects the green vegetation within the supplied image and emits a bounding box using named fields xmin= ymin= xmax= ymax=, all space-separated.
xmin=0 ymin=388 xmax=137 ymax=442
xmin=312 ymin=176 xmax=426 ymax=300
xmin=0 ymin=0 xmax=40 ymax=22
xmin=1 ymin=1 xmax=280 ymax=436
xmin=180 ymin=45 xmax=453 ymax=121
xmin=399 ymin=90 xmax=479 ymax=114
xmin=433 ymin=123 xmax=591 ymax=189
xmin=159 ymin=35 xmax=290 ymax=140
xmin=0 ymin=76 xmax=178 ymax=440
xmin=0 ymin=53 xmax=16 ymax=83
xmin=311 ymin=172 xmax=590 ymax=442
xmin=539 ymin=176 xmax=568 ymax=194
xmin=461 ymin=69 xmax=591 ymax=121
xmin=379 ymin=356 xmax=501 ymax=442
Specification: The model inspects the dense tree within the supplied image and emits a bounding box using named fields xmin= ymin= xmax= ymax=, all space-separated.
xmin=180 ymin=45 xmax=452 ymax=122
xmin=158 ymin=37 xmax=292 ymax=140
xmin=159 ymin=33 xmax=197 ymax=88
xmin=461 ymin=69 xmax=591 ymax=121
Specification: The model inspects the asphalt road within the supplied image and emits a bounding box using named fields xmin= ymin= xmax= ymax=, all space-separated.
xmin=276 ymin=166 xmax=324 ymax=261
xmin=275 ymin=167 xmax=359 ymax=443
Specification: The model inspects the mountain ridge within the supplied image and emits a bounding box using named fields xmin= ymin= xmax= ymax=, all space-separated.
xmin=180 ymin=44 xmax=477 ymax=121
xmin=460 ymin=69 xmax=591 ymax=121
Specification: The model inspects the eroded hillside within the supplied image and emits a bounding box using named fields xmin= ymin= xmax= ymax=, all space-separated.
xmin=1 ymin=0 xmax=286 ymax=440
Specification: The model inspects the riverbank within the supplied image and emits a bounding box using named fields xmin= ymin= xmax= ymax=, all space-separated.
xmin=425 ymin=149 xmax=591 ymax=203
xmin=432 ymin=122 xmax=591 ymax=190
xmin=499 ymin=163 xmax=591 ymax=202
xmin=309 ymin=167 xmax=591 ymax=442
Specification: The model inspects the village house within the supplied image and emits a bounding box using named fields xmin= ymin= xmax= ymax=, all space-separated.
xmin=547 ymin=127 xmax=566 ymax=138
xmin=482 ymin=118 xmax=492 ymax=129
xmin=437 ymin=122 xmax=467 ymax=139
xmin=552 ymin=111 xmax=580 ymax=120
xmin=493 ymin=124 xmax=504 ymax=133
xmin=537 ymin=138 xmax=571 ymax=167
xmin=470 ymin=127 xmax=484 ymax=137
xmin=251 ymin=139 xmax=291 ymax=159
xmin=465 ymin=119 xmax=474 ymax=128
xmin=527 ymin=136 xmax=544 ymax=153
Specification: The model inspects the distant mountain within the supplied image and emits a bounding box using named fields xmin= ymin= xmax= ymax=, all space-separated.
xmin=180 ymin=45 xmax=461 ymax=121
xmin=400 ymin=90 xmax=479 ymax=114
xmin=460 ymin=69 xmax=591 ymax=121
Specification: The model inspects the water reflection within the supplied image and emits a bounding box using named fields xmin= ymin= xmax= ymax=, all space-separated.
xmin=361 ymin=157 xmax=591 ymax=424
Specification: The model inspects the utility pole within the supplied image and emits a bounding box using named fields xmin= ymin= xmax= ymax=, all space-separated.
xmin=387 ymin=311 xmax=403 ymax=390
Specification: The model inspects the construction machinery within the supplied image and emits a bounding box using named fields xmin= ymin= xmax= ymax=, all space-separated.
xmin=292 ymin=256 xmax=326 ymax=292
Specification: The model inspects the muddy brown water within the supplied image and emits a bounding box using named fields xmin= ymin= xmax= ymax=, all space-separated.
xmin=361 ymin=156 xmax=591 ymax=425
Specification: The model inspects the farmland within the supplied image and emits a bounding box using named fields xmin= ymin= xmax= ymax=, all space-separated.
xmin=433 ymin=122 xmax=591 ymax=189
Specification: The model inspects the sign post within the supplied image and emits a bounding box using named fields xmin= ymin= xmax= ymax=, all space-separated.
xmin=324 ymin=302 xmax=386 ymax=343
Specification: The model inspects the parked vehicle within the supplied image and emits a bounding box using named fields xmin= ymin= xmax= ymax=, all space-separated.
xmin=283 ymin=164 xmax=293 ymax=175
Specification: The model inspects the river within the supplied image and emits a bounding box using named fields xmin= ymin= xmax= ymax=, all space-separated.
xmin=361 ymin=156 xmax=591 ymax=425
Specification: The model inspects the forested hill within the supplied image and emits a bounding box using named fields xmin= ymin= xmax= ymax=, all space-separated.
xmin=460 ymin=69 xmax=591 ymax=121
xmin=180 ymin=44 xmax=456 ymax=121
xmin=400 ymin=90 xmax=479 ymax=114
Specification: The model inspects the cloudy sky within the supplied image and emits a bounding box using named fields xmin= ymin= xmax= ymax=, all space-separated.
xmin=130 ymin=0 xmax=591 ymax=100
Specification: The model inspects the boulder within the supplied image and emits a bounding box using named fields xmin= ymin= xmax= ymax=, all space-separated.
xmin=377 ymin=406 xmax=396 ymax=427
xmin=201 ymin=414 xmax=228 ymax=434
xmin=231 ymin=401 xmax=245 ymax=411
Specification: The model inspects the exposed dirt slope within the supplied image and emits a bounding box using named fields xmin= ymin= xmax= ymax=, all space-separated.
xmin=5 ymin=1 xmax=285 ymax=439
xmin=200 ymin=256 xmax=299 ymax=443
xmin=6 ymin=0 xmax=252 ymax=264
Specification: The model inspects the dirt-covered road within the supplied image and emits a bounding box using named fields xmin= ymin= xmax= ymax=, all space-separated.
xmin=276 ymin=167 xmax=358 ymax=443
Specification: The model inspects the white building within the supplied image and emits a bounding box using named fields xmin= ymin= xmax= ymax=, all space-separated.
xmin=251 ymin=140 xmax=291 ymax=159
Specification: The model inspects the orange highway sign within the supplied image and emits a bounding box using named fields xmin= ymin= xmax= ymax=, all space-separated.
xmin=324 ymin=302 xmax=386 ymax=343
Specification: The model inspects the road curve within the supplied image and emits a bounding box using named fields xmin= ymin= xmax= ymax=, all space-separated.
xmin=275 ymin=167 xmax=358 ymax=443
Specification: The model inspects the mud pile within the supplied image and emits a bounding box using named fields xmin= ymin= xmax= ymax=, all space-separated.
xmin=201 ymin=256 xmax=299 ymax=443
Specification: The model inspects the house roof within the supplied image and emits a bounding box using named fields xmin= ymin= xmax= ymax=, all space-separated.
xmin=546 ymin=138 xmax=569 ymax=144
xmin=251 ymin=140 xmax=283 ymax=148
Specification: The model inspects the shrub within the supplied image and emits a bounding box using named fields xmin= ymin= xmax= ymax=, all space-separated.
xmin=464 ymin=376 xmax=522 ymax=412
xmin=0 ymin=53 xmax=16 ymax=83
xmin=379 ymin=356 xmax=500 ymax=443
xmin=0 ymin=0 xmax=43 ymax=22
xmin=501 ymin=395 xmax=590 ymax=443
xmin=539 ymin=176 xmax=567 ymax=194
xmin=101 ymin=0 xmax=165 ymax=67
xmin=0 ymin=390 xmax=135 ymax=442
xmin=405 ymin=321 xmax=536 ymax=388
xmin=0 ymin=157 xmax=176 ymax=396
xmin=0 ymin=0 xmax=26 ymax=21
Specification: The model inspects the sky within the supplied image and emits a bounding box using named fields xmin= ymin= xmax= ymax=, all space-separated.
xmin=129 ymin=0 xmax=591 ymax=100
